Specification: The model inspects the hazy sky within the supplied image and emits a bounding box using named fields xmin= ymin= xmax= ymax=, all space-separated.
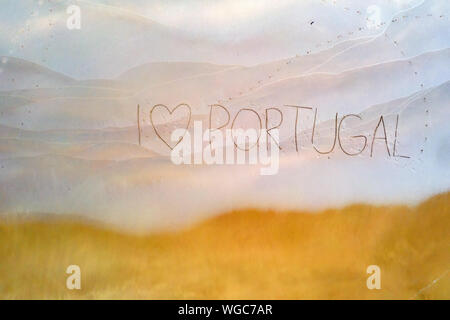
xmin=0 ymin=0 xmax=430 ymax=78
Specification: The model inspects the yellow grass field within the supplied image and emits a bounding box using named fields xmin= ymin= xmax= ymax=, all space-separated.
xmin=0 ymin=193 xmax=449 ymax=299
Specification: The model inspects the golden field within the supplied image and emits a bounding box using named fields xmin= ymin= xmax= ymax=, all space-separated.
xmin=0 ymin=193 xmax=449 ymax=299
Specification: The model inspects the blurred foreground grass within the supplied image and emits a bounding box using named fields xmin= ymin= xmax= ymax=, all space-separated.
xmin=0 ymin=193 xmax=449 ymax=299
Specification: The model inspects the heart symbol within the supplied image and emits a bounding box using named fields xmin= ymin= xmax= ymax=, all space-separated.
xmin=150 ymin=103 xmax=191 ymax=150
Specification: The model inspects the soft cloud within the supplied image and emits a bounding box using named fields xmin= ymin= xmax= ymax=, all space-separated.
xmin=0 ymin=0 xmax=441 ymax=78
xmin=142 ymin=0 xmax=297 ymax=28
